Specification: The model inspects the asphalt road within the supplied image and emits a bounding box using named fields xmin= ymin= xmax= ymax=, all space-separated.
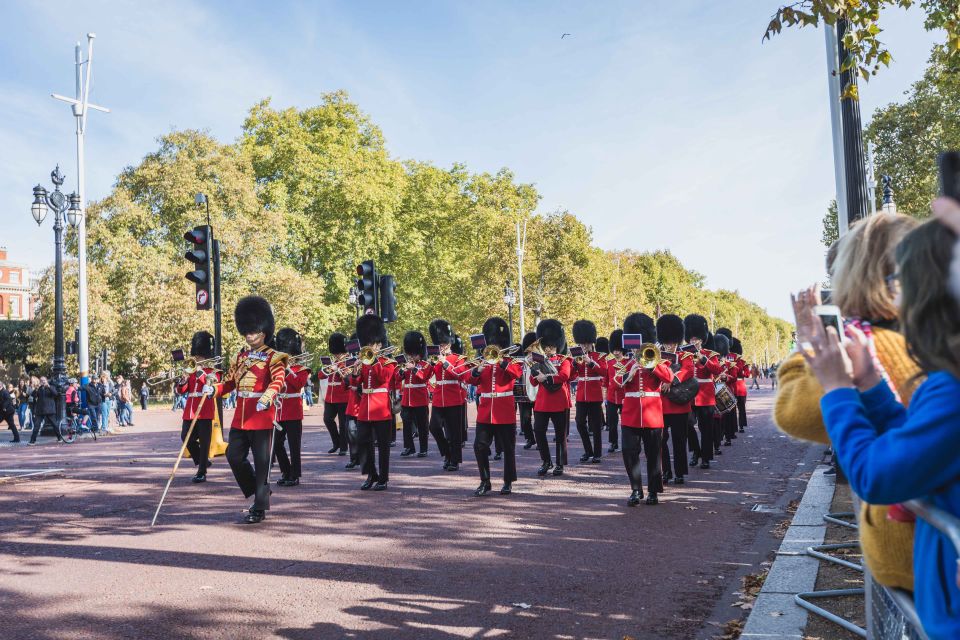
xmin=0 ymin=387 xmax=818 ymax=640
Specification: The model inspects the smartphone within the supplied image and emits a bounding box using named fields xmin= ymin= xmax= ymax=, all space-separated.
xmin=814 ymin=304 xmax=844 ymax=336
xmin=171 ymin=348 xmax=185 ymax=362
xmin=938 ymin=151 xmax=960 ymax=203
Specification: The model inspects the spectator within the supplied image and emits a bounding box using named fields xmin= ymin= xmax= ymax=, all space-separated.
xmin=1 ymin=382 xmax=18 ymax=443
xmin=16 ymin=378 xmax=31 ymax=430
xmin=803 ymin=218 xmax=960 ymax=640
xmin=304 ymin=378 xmax=314 ymax=407
xmin=775 ymin=212 xmax=920 ymax=592
xmin=99 ymin=372 xmax=116 ymax=434
xmin=84 ymin=378 xmax=102 ymax=434
xmin=750 ymin=365 xmax=761 ymax=390
xmin=28 ymin=375 xmax=39 ymax=431
xmin=29 ymin=377 xmax=63 ymax=444
xmin=116 ymin=377 xmax=133 ymax=427
xmin=140 ymin=383 xmax=149 ymax=411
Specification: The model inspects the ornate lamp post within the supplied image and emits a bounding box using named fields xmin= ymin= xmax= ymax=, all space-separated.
xmin=503 ymin=281 xmax=516 ymax=339
xmin=31 ymin=165 xmax=82 ymax=425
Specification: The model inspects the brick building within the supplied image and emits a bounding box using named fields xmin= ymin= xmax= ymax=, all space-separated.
xmin=0 ymin=247 xmax=33 ymax=321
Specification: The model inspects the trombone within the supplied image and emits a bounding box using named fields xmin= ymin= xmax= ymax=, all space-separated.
xmin=288 ymin=352 xmax=315 ymax=369
xmin=359 ymin=345 xmax=398 ymax=366
xmin=146 ymin=356 xmax=223 ymax=387
xmin=319 ymin=353 xmax=350 ymax=376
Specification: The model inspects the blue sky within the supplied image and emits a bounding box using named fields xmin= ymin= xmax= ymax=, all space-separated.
xmin=0 ymin=1 xmax=941 ymax=321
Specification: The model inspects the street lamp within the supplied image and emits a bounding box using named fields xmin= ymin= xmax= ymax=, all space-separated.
xmin=31 ymin=165 xmax=82 ymax=426
xmin=503 ymin=281 xmax=516 ymax=339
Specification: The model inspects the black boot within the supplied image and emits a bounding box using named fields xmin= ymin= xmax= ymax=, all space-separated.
xmin=608 ymin=444 xmax=618 ymax=453
xmin=400 ymin=448 xmax=414 ymax=457
xmin=243 ymin=509 xmax=265 ymax=524
xmin=724 ymin=438 xmax=732 ymax=446
xmin=345 ymin=461 xmax=359 ymax=469
xmin=474 ymin=482 xmax=492 ymax=497
xmin=552 ymin=464 xmax=564 ymax=476
xmin=327 ymin=446 xmax=339 ymax=454
xmin=282 ymin=478 xmax=299 ymax=487
xmin=579 ymin=453 xmax=591 ymax=463
xmin=360 ymin=475 xmax=377 ymax=490
xmin=276 ymin=475 xmax=289 ymax=486
xmin=700 ymin=461 xmax=710 ymax=469
xmin=675 ymin=475 xmax=685 ymax=485
xmin=523 ymin=440 xmax=534 ymax=450
xmin=373 ymin=481 xmax=388 ymax=491
xmin=537 ymin=462 xmax=553 ymax=476
xmin=417 ymin=450 xmax=428 ymax=457
xmin=192 ymin=472 xmax=206 ymax=483
xmin=591 ymin=456 xmax=602 ymax=464
xmin=689 ymin=455 xmax=699 ymax=467
xmin=446 ymin=463 xmax=459 ymax=472
xmin=663 ymin=471 xmax=673 ymax=484
xmin=500 ymin=482 xmax=513 ymax=495
xmin=645 ymin=494 xmax=659 ymax=505
xmin=493 ymin=453 xmax=502 ymax=461
xmin=628 ymin=490 xmax=642 ymax=506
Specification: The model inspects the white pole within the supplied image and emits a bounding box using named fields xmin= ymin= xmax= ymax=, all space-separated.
xmin=516 ymin=220 xmax=526 ymax=337
xmin=824 ymin=24 xmax=849 ymax=237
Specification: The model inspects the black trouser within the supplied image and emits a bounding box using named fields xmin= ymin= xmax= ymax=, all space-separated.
xmin=692 ymin=405 xmax=715 ymax=462
xmin=533 ymin=410 xmax=568 ymax=466
xmin=430 ymin=405 xmax=464 ymax=464
xmin=714 ymin=414 xmax=726 ymax=450
xmin=736 ymin=396 xmax=747 ymax=429
xmin=226 ymin=428 xmax=272 ymax=510
xmin=622 ymin=426 xmax=663 ymax=494
xmin=273 ymin=419 xmax=303 ymax=480
xmin=575 ymin=401 xmax=604 ymax=458
xmin=475 ymin=423 xmax=517 ymax=484
xmin=401 ymin=405 xmax=429 ymax=452
xmin=30 ymin=414 xmax=60 ymax=443
xmin=357 ymin=419 xmax=392 ymax=482
xmin=181 ymin=419 xmax=212 ymax=474
xmin=518 ymin=402 xmax=534 ymax=443
xmin=345 ymin=414 xmax=359 ymax=464
xmin=140 ymin=397 xmax=147 ymax=411
xmin=461 ymin=403 xmax=469 ymax=444
xmin=3 ymin=411 xmax=18 ymax=441
xmin=323 ymin=402 xmax=348 ymax=452
xmin=606 ymin=402 xmax=622 ymax=448
xmin=661 ymin=413 xmax=689 ymax=478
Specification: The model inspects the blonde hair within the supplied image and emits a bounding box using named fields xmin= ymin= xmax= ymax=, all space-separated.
xmin=832 ymin=213 xmax=920 ymax=321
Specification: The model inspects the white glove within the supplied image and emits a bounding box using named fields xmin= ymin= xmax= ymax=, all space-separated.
xmin=256 ymin=401 xmax=269 ymax=412
xmin=201 ymin=385 xmax=214 ymax=395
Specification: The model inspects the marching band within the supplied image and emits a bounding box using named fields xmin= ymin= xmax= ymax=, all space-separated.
xmin=166 ymin=297 xmax=756 ymax=524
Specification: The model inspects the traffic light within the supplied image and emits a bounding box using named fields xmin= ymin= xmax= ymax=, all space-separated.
xmin=184 ymin=225 xmax=213 ymax=310
xmin=379 ymin=274 xmax=397 ymax=322
xmin=356 ymin=260 xmax=379 ymax=315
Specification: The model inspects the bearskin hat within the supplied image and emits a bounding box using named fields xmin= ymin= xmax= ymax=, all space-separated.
xmin=275 ymin=328 xmax=303 ymax=356
xmin=451 ymin=334 xmax=464 ymax=355
xmin=234 ymin=296 xmax=275 ymax=340
xmin=520 ymin=331 xmax=538 ymax=353
xmin=683 ymin=314 xmax=710 ymax=343
xmin=190 ymin=331 xmax=215 ymax=359
xmin=572 ymin=319 xmax=598 ymax=345
xmin=609 ymin=329 xmax=624 ymax=352
xmin=536 ymin=319 xmax=566 ymax=352
xmin=656 ymin=314 xmax=685 ymax=346
xmin=482 ymin=317 xmax=512 ymax=349
xmin=356 ymin=314 xmax=385 ymax=347
xmin=328 ymin=332 xmax=347 ymax=355
xmin=730 ymin=337 xmax=743 ymax=356
xmin=403 ymin=331 xmax=427 ymax=358
xmin=596 ymin=336 xmax=609 ymax=354
xmin=429 ymin=319 xmax=454 ymax=346
xmin=624 ymin=313 xmax=656 ymax=343
xmin=713 ymin=333 xmax=730 ymax=357
xmin=716 ymin=327 xmax=733 ymax=340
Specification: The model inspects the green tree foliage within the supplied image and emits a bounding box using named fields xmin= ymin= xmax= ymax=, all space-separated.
xmin=822 ymin=199 xmax=840 ymax=248
xmin=30 ymin=93 xmax=793 ymax=375
xmin=764 ymin=1 xmax=960 ymax=96
xmin=0 ymin=321 xmax=33 ymax=365
xmin=866 ymin=47 xmax=960 ymax=217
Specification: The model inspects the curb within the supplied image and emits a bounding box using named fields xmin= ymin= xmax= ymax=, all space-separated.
xmin=740 ymin=465 xmax=836 ymax=639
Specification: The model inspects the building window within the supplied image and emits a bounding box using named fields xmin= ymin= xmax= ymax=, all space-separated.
xmin=9 ymin=271 xmax=19 ymax=285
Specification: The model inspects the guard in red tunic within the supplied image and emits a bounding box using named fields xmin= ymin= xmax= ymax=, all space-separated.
xmin=571 ymin=320 xmax=608 ymax=464
xmin=452 ymin=334 xmax=470 ymax=446
xmin=606 ymin=330 xmax=626 ymax=453
xmin=616 ymin=313 xmax=674 ymax=505
xmin=471 ymin=317 xmax=523 ymax=496
xmin=353 ymin=315 xmax=397 ymax=491
xmin=210 ymin=296 xmax=287 ymax=524
xmin=177 ymin=330 xmax=221 ymax=483
xmin=273 ymin=328 xmax=310 ymax=487
xmin=428 ymin=319 xmax=468 ymax=471
xmin=343 ymin=333 xmax=362 ymax=470
xmin=657 ymin=314 xmax=695 ymax=485
xmin=397 ymin=331 xmax=432 ymax=457
xmin=710 ymin=333 xmax=735 ymax=449
xmin=514 ymin=332 xmax=538 ymax=450
xmin=529 ymin=319 xmax=573 ymax=477
xmin=318 ymin=333 xmax=350 ymax=456
xmin=683 ymin=314 xmax=723 ymax=470
xmin=730 ymin=337 xmax=749 ymax=433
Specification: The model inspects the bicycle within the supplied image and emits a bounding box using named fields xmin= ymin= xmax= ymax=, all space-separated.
xmin=57 ymin=410 xmax=97 ymax=444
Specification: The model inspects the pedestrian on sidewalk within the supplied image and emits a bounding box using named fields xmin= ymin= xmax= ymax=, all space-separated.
xmin=84 ymin=379 xmax=102 ymax=433
xmin=1 ymin=382 xmax=19 ymax=443
xmin=99 ymin=372 xmax=115 ymax=433
xmin=139 ymin=383 xmax=149 ymax=411
xmin=29 ymin=377 xmax=63 ymax=444
xmin=16 ymin=378 xmax=31 ymax=430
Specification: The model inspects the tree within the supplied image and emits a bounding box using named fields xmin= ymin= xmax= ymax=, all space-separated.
xmin=822 ymin=199 xmax=840 ymax=248
xmin=764 ymin=1 xmax=960 ymax=93
xmin=0 ymin=321 xmax=32 ymax=365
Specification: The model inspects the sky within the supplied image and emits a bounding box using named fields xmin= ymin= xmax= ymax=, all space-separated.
xmin=0 ymin=1 xmax=942 ymax=321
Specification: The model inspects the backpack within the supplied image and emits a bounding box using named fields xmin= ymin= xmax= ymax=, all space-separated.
xmin=665 ymin=358 xmax=700 ymax=405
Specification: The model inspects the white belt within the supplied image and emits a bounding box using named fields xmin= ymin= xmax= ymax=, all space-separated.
xmin=187 ymin=392 xmax=205 ymax=398
xmin=435 ymin=380 xmax=459 ymax=386
xmin=326 ymin=381 xmax=342 ymax=387
xmin=576 ymin=376 xmax=604 ymax=382
xmin=277 ymin=393 xmax=301 ymax=399
xmin=480 ymin=391 xmax=513 ymax=399
xmin=237 ymin=391 xmax=261 ymax=399
xmin=362 ymin=388 xmax=389 ymax=395
xmin=624 ymin=391 xmax=661 ymax=398
xmin=405 ymin=384 xmax=427 ymax=389
xmin=695 ymin=378 xmax=713 ymax=384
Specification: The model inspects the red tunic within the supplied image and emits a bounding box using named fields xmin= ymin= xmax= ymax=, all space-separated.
xmin=357 ymin=358 xmax=398 ymax=422
xmin=617 ymin=360 xmax=674 ymax=428
xmin=573 ymin=353 xmax=608 ymax=403
xmin=395 ymin=361 xmax=432 ymax=407
xmin=277 ymin=365 xmax=310 ymax=422
xmin=178 ymin=367 xmax=221 ymax=421
xmin=661 ymin=351 xmax=695 ymax=415
xmin=215 ymin=348 xmax=287 ymax=430
xmin=530 ymin=355 xmax=573 ymax=412
xmin=432 ymin=355 xmax=468 ymax=408
xmin=734 ymin=356 xmax=748 ymax=397
xmin=693 ymin=349 xmax=723 ymax=407
xmin=345 ymin=373 xmax=360 ymax=418
xmin=605 ymin=356 xmax=627 ymax=404
xmin=472 ymin=360 xmax=523 ymax=424
xmin=318 ymin=364 xmax=351 ymax=404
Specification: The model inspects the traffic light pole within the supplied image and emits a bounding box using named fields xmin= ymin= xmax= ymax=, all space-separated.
xmin=212 ymin=238 xmax=223 ymax=427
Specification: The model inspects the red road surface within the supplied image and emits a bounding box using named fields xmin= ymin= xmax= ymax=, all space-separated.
xmin=0 ymin=388 xmax=817 ymax=639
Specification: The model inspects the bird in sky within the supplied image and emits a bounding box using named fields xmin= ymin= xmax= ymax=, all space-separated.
xmin=561 ymin=33 xmax=571 ymax=39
